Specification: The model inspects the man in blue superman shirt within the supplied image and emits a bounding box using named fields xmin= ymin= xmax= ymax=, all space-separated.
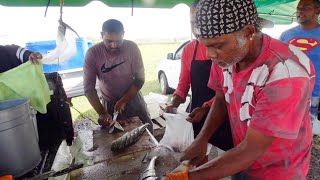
xmin=280 ymin=0 xmax=320 ymax=135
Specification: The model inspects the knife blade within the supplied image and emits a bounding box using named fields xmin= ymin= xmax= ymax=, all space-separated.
xmin=145 ymin=127 xmax=159 ymax=146
xmin=114 ymin=121 xmax=124 ymax=131
xmin=171 ymin=160 xmax=193 ymax=173
xmin=108 ymin=111 xmax=119 ymax=133
xmin=111 ymin=111 xmax=119 ymax=125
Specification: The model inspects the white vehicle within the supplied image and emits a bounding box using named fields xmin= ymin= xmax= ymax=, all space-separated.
xmin=157 ymin=40 xmax=190 ymax=94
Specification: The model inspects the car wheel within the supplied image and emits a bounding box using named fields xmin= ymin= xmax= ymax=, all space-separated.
xmin=159 ymin=72 xmax=172 ymax=95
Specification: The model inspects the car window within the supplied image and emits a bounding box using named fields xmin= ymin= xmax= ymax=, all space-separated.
xmin=174 ymin=40 xmax=190 ymax=60
xmin=174 ymin=47 xmax=184 ymax=60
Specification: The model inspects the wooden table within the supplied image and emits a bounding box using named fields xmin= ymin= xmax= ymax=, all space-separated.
xmin=70 ymin=118 xmax=179 ymax=180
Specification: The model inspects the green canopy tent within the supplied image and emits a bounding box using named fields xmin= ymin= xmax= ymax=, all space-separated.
xmin=0 ymin=0 xmax=299 ymax=24
xmin=258 ymin=1 xmax=298 ymax=24
xmin=0 ymin=0 xmax=296 ymax=8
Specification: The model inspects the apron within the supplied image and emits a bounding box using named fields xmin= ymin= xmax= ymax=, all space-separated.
xmin=190 ymin=41 xmax=233 ymax=151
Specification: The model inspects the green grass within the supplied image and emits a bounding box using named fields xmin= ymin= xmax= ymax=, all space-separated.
xmin=140 ymin=42 xmax=181 ymax=94
xmin=70 ymin=42 xmax=181 ymax=121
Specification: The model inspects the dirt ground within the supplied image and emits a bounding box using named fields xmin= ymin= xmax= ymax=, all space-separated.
xmin=308 ymin=136 xmax=320 ymax=180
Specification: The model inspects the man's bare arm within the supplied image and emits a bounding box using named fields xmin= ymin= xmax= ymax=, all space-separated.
xmin=85 ymin=91 xmax=107 ymax=116
xmin=198 ymin=91 xmax=229 ymax=141
xmin=115 ymin=78 xmax=144 ymax=113
xmin=180 ymin=91 xmax=229 ymax=165
xmin=189 ymin=128 xmax=275 ymax=179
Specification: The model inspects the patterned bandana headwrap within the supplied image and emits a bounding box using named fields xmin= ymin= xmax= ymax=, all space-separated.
xmin=195 ymin=0 xmax=258 ymax=38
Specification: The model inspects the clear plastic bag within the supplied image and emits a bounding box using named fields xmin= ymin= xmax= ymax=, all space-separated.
xmin=160 ymin=112 xmax=194 ymax=152
xmin=42 ymin=27 xmax=77 ymax=64
xmin=144 ymin=92 xmax=168 ymax=119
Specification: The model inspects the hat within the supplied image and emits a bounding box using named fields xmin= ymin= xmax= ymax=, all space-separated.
xmin=195 ymin=0 xmax=259 ymax=38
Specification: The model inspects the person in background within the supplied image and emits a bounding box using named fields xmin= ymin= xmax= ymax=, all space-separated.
xmin=0 ymin=44 xmax=42 ymax=73
xmin=280 ymin=0 xmax=320 ymax=135
xmin=166 ymin=0 xmax=314 ymax=179
xmin=165 ymin=0 xmax=233 ymax=152
xmin=83 ymin=19 xmax=153 ymax=133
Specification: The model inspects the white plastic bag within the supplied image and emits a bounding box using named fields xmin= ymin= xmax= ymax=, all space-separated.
xmin=42 ymin=27 xmax=77 ymax=64
xmin=144 ymin=92 xmax=168 ymax=119
xmin=160 ymin=112 xmax=194 ymax=152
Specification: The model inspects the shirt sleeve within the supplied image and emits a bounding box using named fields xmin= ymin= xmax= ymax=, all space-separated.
xmin=202 ymin=96 xmax=215 ymax=107
xmin=279 ymin=32 xmax=286 ymax=42
xmin=131 ymin=43 xmax=145 ymax=81
xmin=208 ymin=63 xmax=224 ymax=94
xmin=83 ymin=48 xmax=98 ymax=95
xmin=5 ymin=44 xmax=32 ymax=64
xmin=173 ymin=44 xmax=192 ymax=102
xmin=250 ymin=77 xmax=311 ymax=139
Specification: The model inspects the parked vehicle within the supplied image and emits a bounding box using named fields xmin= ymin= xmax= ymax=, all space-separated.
xmin=157 ymin=40 xmax=190 ymax=94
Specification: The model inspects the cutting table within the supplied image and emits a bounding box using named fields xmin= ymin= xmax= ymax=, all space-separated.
xmin=70 ymin=118 xmax=179 ymax=180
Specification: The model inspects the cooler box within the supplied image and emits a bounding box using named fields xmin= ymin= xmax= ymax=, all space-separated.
xmin=25 ymin=38 xmax=93 ymax=73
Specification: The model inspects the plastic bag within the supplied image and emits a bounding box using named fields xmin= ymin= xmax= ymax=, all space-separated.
xmin=160 ymin=112 xmax=194 ymax=152
xmin=144 ymin=92 xmax=168 ymax=119
xmin=42 ymin=27 xmax=77 ymax=64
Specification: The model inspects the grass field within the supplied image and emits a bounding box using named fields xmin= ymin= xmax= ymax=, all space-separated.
xmin=70 ymin=42 xmax=181 ymax=121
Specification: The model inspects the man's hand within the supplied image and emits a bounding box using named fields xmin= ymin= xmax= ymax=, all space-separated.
xmin=164 ymin=103 xmax=178 ymax=114
xmin=180 ymin=136 xmax=208 ymax=166
xmin=163 ymin=95 xmax=183 ymax=113
xmin=115 ymin=99 xmax=127 ymax=114
xmin=186 ymin=128 xmax=275 ymax=179
xmin=98 ymin=113 xmax=112 ymax=128
xmin=186 ymin=106 xmax=210 ymax=123
xmin=28 ymin=52 xmax=42 ymax=64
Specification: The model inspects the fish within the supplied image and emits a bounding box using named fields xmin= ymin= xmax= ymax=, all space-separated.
xmin=140 ymin=156 xmax=158 ymax=180
xmin=111 ymin=123 xmax=149 ymax=151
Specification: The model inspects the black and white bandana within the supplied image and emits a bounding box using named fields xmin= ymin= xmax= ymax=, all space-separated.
xmin=195 ymin=0 xmax=258 ymax=38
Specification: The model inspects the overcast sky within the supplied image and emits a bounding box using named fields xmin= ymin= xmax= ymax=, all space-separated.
xmin=0 ymin=1 xmax=297 ymax=46
xmin=0 ymin=1 xmax=192 ymax=46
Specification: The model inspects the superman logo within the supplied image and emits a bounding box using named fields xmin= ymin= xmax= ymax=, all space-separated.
xmin=289 ymin=38 xmax=319 ymax=53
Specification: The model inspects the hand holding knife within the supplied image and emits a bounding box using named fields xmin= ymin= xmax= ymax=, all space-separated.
xmin=108 ymin=111 xmax=119 ymax=133
xmin=108 ymin=111 xmax=124 ymax=133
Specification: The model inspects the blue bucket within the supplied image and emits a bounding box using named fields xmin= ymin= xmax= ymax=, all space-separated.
xmin=25 ymin=38 xmax=93 ymax=73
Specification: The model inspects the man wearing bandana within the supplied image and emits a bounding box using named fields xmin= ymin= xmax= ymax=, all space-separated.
xmin=166 ymin=0 xmax=314 ymax=179
xmin=83 ymin=19 xmax=153 ymax=133
xmin=165 ymin=1 xmax=233 ymax=152
xmin=280 ymin=0 xmax=320 ymax=135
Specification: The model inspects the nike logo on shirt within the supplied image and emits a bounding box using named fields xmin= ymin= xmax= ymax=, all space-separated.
xmin=101 ymin=61 xmax=126 ymax=73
